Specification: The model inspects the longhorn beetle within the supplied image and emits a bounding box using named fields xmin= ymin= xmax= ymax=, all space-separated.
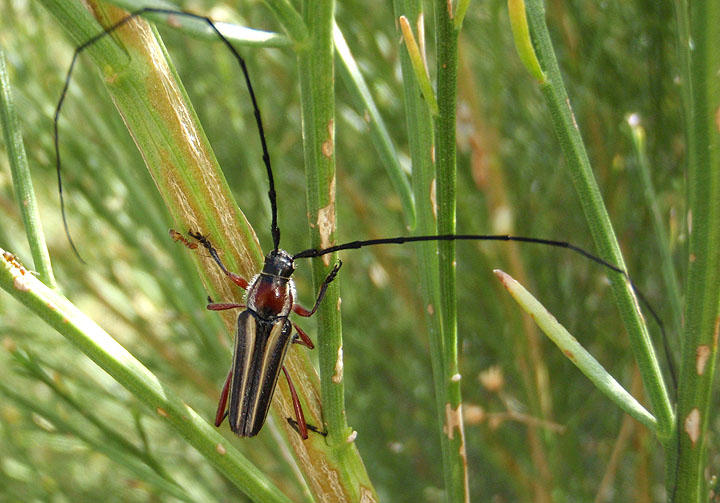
xmin=54 ymin=8 xmax=670 ymax=441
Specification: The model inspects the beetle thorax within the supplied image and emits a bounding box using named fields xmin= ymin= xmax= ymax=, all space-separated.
xmin=246 ymin=273 xmax=295 ymax=319
xmin=246 ymin=249 xmax=297 ymax=320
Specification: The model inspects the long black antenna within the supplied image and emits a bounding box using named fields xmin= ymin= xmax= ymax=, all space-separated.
xmin=293 ymin=232 xmax=676 ymax=389
xmin=54 ymin=8 xmax=282 ymax=258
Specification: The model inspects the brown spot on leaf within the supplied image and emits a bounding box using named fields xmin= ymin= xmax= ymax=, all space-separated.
xmin=493 ymin=269 xmax=510 ymax=288
xmin=322 ymin=139 xmax=333 ymax=158
xmin=430 ymin=179 xmax=437 ymax=219
xmin=684 ymin=408 xmax=700 ymax=445
xmin=316 ymin=177 xmax=337 ymax=266
xmin=322 ymin=119 xmax=335 ymax=158
xmin=696 ymin=345 xmax=711 ymax=375
xmin=104 ymin=69 xmax=119 ymax=85
xmin=443 ymin=403 xmax=462 ymax=439
xmin=3 ymin=252 xmax=26 ymax=272
xmin=216 ymin=443 xmax=226 ymax=455
xmin=332 ymin=345 xmax=344 ymax=383
xmin=156 ymin=407 xmax=169 ymax=418
xmin=13 ymin=274 xmax=31 ymax=292
xmin=359 ymin=486 xmax=377 ymax=503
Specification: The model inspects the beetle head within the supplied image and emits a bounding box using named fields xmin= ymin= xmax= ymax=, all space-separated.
xmin=262 ymin=249 xmax=295 ymax=279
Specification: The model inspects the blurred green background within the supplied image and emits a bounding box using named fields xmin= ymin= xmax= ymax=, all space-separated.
xmin=0 ymin=0 xmax=691 ymax=501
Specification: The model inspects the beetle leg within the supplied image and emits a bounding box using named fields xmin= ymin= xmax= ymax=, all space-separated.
xmin=292 ymin=260 xmax=343 ymax=317
xmin=187 ymin=230 xmax=250 ymax=289
xmin=287 ymin=418 xmax=327 ymax=437
xmin=214 ymin=369 xmax=232 ymax=427
xmin=170 ymin=229 xmax=198 ymax=249
xmin=291 ymin=322 xmax=314 ymax=349
xmin=282 ymin=366 xmax=308 ymax=439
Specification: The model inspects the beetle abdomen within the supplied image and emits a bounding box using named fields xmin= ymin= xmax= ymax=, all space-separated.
xmin=228 ymin=310 xmax=294 ymax=437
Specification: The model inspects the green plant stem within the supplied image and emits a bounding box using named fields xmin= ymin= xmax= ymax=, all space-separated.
xmin=391 ymin=0 xmax=456 ymax=501
xmin=0 ymin=48 xmax=56 ymax=288
xmin=298 ymin=0 xmax=342 ymax=445
xmin=0 ymin=250 xmax=291 ymax=503
xmin=523 ymin=0 xmax=674 ymax=440
xmin=296 ymin=0 xmax=377 ymax=500
xmin=670 ymin=0 xmax=720 ymax=500
xmin=672 ymin=0 xmax=691 ymax=131
xmin=434 ymin=1 xmax=468 ymax=501
xmin=264 ymin=0 xmax=309 ymax=44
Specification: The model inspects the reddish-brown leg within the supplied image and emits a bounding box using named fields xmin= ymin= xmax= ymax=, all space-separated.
xmin=292 ymin=260 xmax=343 ymax=317
xmin=215 ymin=369 xmax=232 ymax=427
xmin=222 ymin=271 xmax=250 ymax=290
xmin=282 ymin=366 xmax=308 ymax=439
xmin=291 ymin=322 xmax=314 ymax=349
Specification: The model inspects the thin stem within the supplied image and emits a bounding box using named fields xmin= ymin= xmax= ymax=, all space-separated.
xmin=0 ymin=48 xmax=56 ymax=287
xmin=297 ymin=0 xmax=377 ymax=499
xmin=391 ymin=1 xmax=456 ymax=501
xmin=435 ymin=0 xmax=468 ymax=499
xmin=264 ymin=0 xmax=309 ymax=44
xmin=670 ymin=0 xmax=720 ymax=499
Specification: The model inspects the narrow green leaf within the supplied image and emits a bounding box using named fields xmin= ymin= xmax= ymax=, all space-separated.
xmin=398 ymin=15 xmax=439 ymax=116
xmin=495 ymin=269 xmax=657 ymax=431
xmin=507 ymin=0 xmax=545 ymax=83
